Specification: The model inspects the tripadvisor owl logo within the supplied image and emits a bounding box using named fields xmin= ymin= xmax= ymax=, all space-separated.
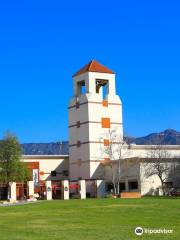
xmin=135 ymin=227 xmax=143 ymax=236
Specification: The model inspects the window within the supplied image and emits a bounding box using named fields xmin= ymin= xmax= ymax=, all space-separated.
xmin=77 ymin=141 xmax=81 ymax=147
xmin=106 ymin=182 xmax=114 ymax=193
xmin=119 ymin=182 xmax=125 ymax=192
xmin=102 ymin=84 xmax=108 ymax=100
xmin=77 ymin=159 xmax=82 ymax=166
xmin=104 ymin=139 xmax=110 ymax=146
xmin=51 ymin=171 xmax=57 ymax=177
xmin=104 ymin=158 xmax=110 ymax=162
xmin=96 ymin=79 xmax=108 ymax=100
xmin=164 ymin=182 xmax=173 ymax=188
xmin=128 ymin=181 xmax=138 ymax=190
xmin=77 ymin=80 xmax=86 ymax=96
xmin=102 ymin=100 xmax=108 ymax=107
xmin=76 ymin=102 xmax=79 ymax=109
xmin=102 ymin=118 xmax=110 ymax=128
xmin=62 ymin=170 xmax=69 ymax=177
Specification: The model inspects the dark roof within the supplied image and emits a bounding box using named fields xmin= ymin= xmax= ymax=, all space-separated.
xmin=21 ymin=142 xmax=69 ymax=155
xmin=73 ymin=60 xmax=114 ymax=77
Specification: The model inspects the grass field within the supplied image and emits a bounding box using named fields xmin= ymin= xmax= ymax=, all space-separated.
xmin=0 ymin=197 xmax=179 ymax=240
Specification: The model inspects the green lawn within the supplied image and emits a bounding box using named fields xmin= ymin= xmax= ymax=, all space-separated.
xmin=0 ymin=197 xmax=179 ymax=240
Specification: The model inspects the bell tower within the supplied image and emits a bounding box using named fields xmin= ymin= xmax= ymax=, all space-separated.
xmin=68 ymin=60 xmax=123 ymax=180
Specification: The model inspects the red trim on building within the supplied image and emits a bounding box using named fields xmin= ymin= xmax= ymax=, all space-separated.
xmin=73 ymin=60 xmax=114 ymax=77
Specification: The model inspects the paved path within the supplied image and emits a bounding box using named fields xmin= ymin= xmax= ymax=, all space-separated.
xmin=0 ymin=200 xmax=38 ymax=207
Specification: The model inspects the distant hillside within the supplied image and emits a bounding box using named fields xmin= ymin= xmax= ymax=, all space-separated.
xmin=125 ymin=129 xmax=180 ymax=145
xmin=21 ymin=141 xmax=69 ymax=155
xmin=21 ymin=129 xmax=180 ymax=155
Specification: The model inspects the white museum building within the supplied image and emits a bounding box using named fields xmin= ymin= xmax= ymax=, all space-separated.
xmin=21 ymin=60 xmax=180 ymax=198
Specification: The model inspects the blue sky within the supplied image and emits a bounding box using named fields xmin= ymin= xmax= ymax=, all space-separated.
xmin=0 ymin=0 xmax=180 ymax=142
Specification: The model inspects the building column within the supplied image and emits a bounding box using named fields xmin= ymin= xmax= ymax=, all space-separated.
xmin=125 ymin=179 xmax=129 ymax=192
xmin=79 ymin=180 xmax=86 ymax=199
xmin=62 ymin=180 xmax=69 ymax=200
xmin=8 ymin=182 xmax=16 ymax=201
xmin=96 ymin=180 xmax=106 ymax=198
xmin=27 ymin=181 xmax=34 ymax=199
xmin=46 ymin=181 xmax=52 ymax=200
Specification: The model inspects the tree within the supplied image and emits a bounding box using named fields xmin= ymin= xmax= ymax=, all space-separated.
xmin=144 ymin=145 xmax=173 ymax=196
xmin=100 ymin=130 xmax=129 ymax=195
xmin=0 ymin=133 xmax=29 ymax=198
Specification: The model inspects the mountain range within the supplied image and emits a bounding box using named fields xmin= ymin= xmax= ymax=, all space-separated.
xmin=21 ymin=129 xmax=180 ymax=155
xmin=125 ymin=129 xmax=180 ymax=145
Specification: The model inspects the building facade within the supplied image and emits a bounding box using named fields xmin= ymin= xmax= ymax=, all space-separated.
xmin=22 ymin=60 xmax=180 ymax=196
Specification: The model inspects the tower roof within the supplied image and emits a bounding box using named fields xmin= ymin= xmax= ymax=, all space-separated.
xmin=73 ymin=60 xmax=114 ymax=77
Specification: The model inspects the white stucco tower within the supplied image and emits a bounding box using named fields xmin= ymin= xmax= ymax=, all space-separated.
xmin=68 ymin=60 xmax=123 ymax=180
